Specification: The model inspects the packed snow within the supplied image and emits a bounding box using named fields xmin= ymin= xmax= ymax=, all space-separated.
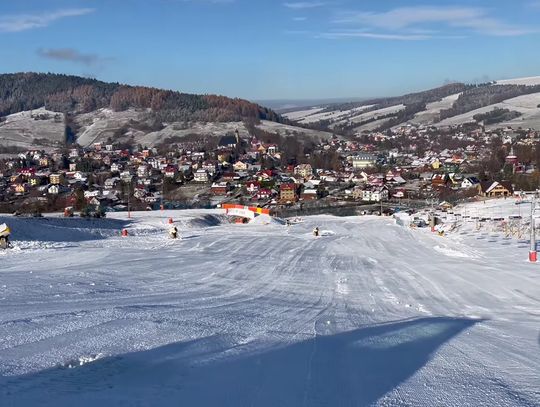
xmin=0 ymin=205 xmax=539 ymax=406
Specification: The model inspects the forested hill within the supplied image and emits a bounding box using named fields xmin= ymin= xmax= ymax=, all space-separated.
xmin=0 ymin=72 xmax=282 ymax=123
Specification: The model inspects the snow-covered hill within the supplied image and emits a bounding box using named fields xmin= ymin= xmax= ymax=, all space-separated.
xmin=284 ymin=76 xmax=540 ymax=132
xmin=0 ymin=107 xmax=333 ymax=150
xmin=436 ymin=92 xmax=540 ymax=129
xmin=0 ymin=205 xmax=539 ymax=406
xmin=496 ymin=76 xmax=540 ymax=86
xmin=0 ymin=108 xmax=65 ymax=150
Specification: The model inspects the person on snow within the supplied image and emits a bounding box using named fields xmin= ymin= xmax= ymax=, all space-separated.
xmin=313 ymin=227 xmax=320 ymax=237
xmin=169 ymin=225 xmax=179 ymax=239
xmin=0 ymin=223 xmax=11 ymax=249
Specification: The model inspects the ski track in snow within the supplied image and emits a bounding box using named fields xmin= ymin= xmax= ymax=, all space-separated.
xmin=0 ymin=210 xmax=539 ymax=406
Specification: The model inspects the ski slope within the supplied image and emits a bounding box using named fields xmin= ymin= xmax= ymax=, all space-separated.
xmin=0 ymin=208 xmax=539 ymax=406
xmin=437 ymin=92 xmax=540 ymax=128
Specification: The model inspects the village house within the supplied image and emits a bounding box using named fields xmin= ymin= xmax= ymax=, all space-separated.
xmin=280 ymin=183 xmax=297 ymax=203
xmin=19 ymin=168 xmax=36 ymax=179
xmin=137 ymin=165 xmax=149 ymax=178
xmin=256 ymin=188 xmax=273 ymax=200
xmin=352 ymin=186 xmax=364 ymax=201
xmin=193 ymin=169 xmax=210 ymax=183
xmin=350 ymin=153 xmax=376 ymax=169
xmin=104 ymin=177 xmax=120 ymax=189
xmin=218 ymin=133 xmax=239 ymax=150
xmin=246 ymin=181 xmax=260 ymax=193
xmin=69 ymin=148 xmax=80 ymax=159
xmin=211 ymin=182 xmax=230 ymax=195
xmin=202 ymin=161 xmax=218 ymax=175
xmin=164 ymin=165 xmax=178 ymax=178
xmin=47 ymin=184 xmax=63 ymax=195
xmin=461 ymin=176 xmax=480 ymax=189
xmin=13 ymin=183 xmax=29 ymax=194
xmin=362 ymin=186 xmax=389 ymax=203
xmin=294 ymin=164 xmax=313 ymax=179
xmin=233 ymin=161 xmax=249 ymax=172
xmin=478 ymin=181 xmax=513 ymax=198
xmin=266 ymin=144 xmax=278 ymax=156
xmin=300 ymin=188 xmax=318 ymax=201
xmin=49 ymin=173 xmax=64 ymax=185
xmin=431 ymin=173 xmax=448 ymax=188
xmin=29 ymin=175 xmax=45 ymax=187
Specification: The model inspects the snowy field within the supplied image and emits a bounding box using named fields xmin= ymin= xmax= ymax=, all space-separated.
xmin=436 ymin=92 xmax=540 ymax=128
xmin=282 ymin=107 xmax=325 ymax=121
xmin=286 ymin=105 xmax=376 ymax=125
xmin=0 ymin=108 xmax=65 ymax=150
xmin=409 ymin=93 xmax=462 ymax=125
xmin=496 ymin=76 xmax=540 ymax=86
xmin=0 ymin=206 xmax=539 ymax=406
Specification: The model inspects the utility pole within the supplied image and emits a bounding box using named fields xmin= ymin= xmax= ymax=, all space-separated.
xmin=127 ymin=180 xmax=131 ymax=219
xmin=530 ymin=198 xmax=537 ymax=262
xmin=160 ymin=179 xmax=164 ymax=211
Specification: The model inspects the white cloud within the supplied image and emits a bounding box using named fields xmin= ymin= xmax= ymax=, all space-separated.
xmin=333 ymin=6 xmax=535 ymax=38
xmin=0 ymin=8 xmax=94 ymax=33
xmin=319 ymin=30 xmax=466 ymax=41
xmin=284 ymin=2 xmax=326 ymax=10
xmin=319 ymin=31 xmax=431 ymax=41
xmin=293 ymin=16 xmax=308 ymax=21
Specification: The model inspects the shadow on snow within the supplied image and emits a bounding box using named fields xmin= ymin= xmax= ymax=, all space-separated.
xmin=1 ymin=316 xmax=480 ymax=406
xmin=0 ymin=216 xmax=131 ymax=243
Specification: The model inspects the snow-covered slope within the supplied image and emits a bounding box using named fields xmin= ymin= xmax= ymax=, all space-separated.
xmin=0 ymin=206 xmax=539 ymax=406
xmin=0 ymin=108 xmax=65 ymax=150
xmin=436 ymin=92 xmax=540 ymax=128
xmin=496 ymin=76 xmax=540 ymax=86
xmin=409 ymin=92 xmax=462 ymax=125
xmin=284 ymin=76 xmax=540 ymax=131
xmin=0 ymin=108 xmax=332 ymax=150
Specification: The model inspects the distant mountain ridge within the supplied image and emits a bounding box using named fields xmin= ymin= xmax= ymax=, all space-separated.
xmin=283 ymin=76 xmax=540 ymax=134
xmin=0 ymin=73 xmax=338 ymax=151
xmin=0 ymin=72 xmax=281 ymax=123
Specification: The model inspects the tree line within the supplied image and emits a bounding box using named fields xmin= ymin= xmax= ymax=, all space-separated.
xmin=0 ymin=72 xmax=282 ymax=124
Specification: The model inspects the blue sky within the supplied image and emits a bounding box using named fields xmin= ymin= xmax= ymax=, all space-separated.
xmin=1 ymin=0 xmax=540 ymax=101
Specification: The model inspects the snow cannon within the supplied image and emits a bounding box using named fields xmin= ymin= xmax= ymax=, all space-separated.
xmin=0 ymin=223 xmax=11 ymax=249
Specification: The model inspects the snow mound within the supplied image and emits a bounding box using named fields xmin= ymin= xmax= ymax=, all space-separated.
xmin=0 ymin=216 xmax=128 ymax=243
xmin=433 ymin=245 xmax=471 ymax=258
xmin=249 ymin=215 xmax=286 ymax=225
xmin=63 ymin=354 xmax=104 ymax=369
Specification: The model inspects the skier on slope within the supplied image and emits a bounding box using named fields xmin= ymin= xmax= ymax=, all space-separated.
xmin=313 ymin=227 xmax=319 ymax=237
xmin=169 ymin=225 xmax=179 ymax=239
